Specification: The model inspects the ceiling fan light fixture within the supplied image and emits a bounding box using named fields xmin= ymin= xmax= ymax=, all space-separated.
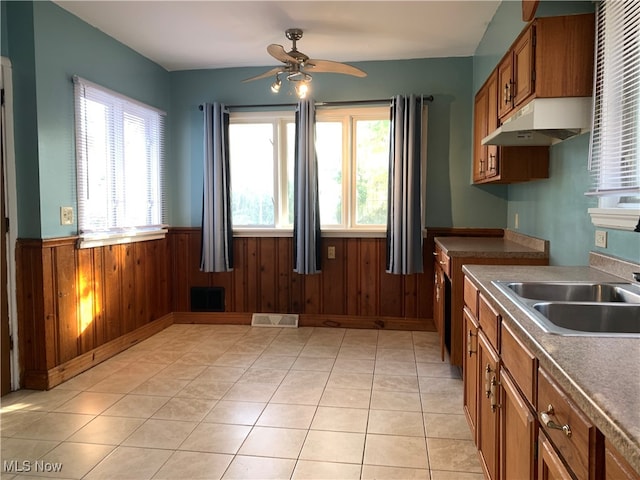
xmin=295 ymin=82 xmax=309 ymax=99
xmin=270 ymin=75 xmax=282 ymax=93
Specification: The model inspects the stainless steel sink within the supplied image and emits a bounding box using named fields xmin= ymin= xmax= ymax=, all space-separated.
xmin=533 ymin=302 xmax=640 ymax=334
xmin=492 ymin=281 xmax=640 ymax=337
xmin=503 ymin=281 xmax=640 ymax=303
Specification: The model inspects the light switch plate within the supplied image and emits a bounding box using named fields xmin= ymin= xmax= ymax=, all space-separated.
xmin=60 ymin=206 xmax=74 ymax=225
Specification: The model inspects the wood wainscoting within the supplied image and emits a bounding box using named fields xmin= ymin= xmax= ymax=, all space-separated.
xmin=16 ymin=237 xmax=172 ymax=389
xmin=15 ymin=227 xmax=501 ymax=390
xmin=169 ymin=228 xmax=434 ymax=325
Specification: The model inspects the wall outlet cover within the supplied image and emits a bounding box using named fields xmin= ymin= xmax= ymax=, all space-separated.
xmin=60 ymin=206 xmax=74 ymax=225
xmin=595 ymin=230 xmax=607 ymax=248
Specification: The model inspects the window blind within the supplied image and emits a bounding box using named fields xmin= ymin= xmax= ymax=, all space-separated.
xmin=587 ymin=0 xmax=640 ymax=198
xmin=73 ymin=76 xmax=166 ymax=247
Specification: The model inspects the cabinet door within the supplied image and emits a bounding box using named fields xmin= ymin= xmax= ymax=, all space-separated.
xmin=513 ymin=25 xmax=535 ymax=108
xmin=501 ymin=371 xmax=537 ymax=480
xmin=486 ymin=70 xmax=500 ymax=178
xmin=497 ymin=53 xmax=514 ymax=119
xmin=538 ymin=431 xmax=574 ymax=480
xmin=473 ymin=86 xmax=489 ymax=182
xmin=434 ymin=263 xmax=445 ymax=361
xmin=463 ymin=307 xmax=479 ymax=440
xmin=477 ymin=330 xmax=500 ymax=480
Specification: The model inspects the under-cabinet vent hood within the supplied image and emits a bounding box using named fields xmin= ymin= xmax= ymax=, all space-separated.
xmin=482 ymin=97 xmax=592 ymax=146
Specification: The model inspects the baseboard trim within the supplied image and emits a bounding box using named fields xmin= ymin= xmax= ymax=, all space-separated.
xmin=173 ymin=311 xmax=434 ymax=332
xmin=22 ymin=314 xmax=174 ymax=390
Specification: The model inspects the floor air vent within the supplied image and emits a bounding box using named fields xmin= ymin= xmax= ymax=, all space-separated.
xmin=251 ymin=313 xmax=299 ymax=328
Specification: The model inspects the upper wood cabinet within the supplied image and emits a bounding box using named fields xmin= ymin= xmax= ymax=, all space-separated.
xmin=474 ymin=68 xmax=549 ymax=185
xmin=497 ymin=13 xmax=595 ymax=122
xmin=473 ymin=13 xmax=594 ymax=185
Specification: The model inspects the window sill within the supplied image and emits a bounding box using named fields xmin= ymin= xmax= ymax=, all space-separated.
xmin=588 ymin=208 xmax=640 ymax=231
xmin=78 ymin=228 xmax=168 ymax=249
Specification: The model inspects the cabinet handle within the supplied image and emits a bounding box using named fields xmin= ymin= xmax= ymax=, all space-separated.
xmin=467 ymin=330 xmax=476 ymax=357
xmin=490 ymin=376 xmax=500 ymax=412
xmin=504 ymin=81 xmax=514 ymax=104
xmin=539 ymin=405 xmax=572 ymax=437
xmin=479 ymin=158 xmax=485 ymax=174
xmin=485 ymin=364 xmax=494 ymax=398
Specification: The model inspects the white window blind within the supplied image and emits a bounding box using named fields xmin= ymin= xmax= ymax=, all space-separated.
xmin=587 ymin=0 xmax=640 ymax=200
xmin=74 ymin=76 xmax=167 ymax=247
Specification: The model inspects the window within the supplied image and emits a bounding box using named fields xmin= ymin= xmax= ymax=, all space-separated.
xmin=228 ymin=106 xmax=390 ymax=231
xmin=74 ymin=76 xmax=166 ymax=247
xmin=587 ymin=0 xmax=640 ymax=230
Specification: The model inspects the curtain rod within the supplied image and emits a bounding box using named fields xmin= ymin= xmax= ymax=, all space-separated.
xmin=198 ymin=95 xmax=434 ymax=111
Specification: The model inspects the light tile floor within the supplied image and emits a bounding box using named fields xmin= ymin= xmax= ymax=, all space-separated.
xmin=0 ymin=325 xmax=484 ymax=479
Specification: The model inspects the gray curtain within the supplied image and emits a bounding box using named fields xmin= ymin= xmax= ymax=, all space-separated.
xmin=386 ymin=95 xmax=424 ymax=274
xmin=200 ymin=102 xmax=233 ymax=272
xmin=293 ymin=99 xmax=322 ymax=274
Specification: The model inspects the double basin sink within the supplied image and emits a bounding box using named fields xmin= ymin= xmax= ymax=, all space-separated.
xmin=492 ymin=280 xmax=640 ymax=337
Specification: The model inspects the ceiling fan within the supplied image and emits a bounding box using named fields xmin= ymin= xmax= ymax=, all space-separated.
xmin=243 ymin=28 xmax=367 ymax=98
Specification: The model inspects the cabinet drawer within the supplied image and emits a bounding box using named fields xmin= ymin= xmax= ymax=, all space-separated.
xmin=479 ymin=294 xmax=499 ymax=351
xmin=501 ymin=321 xmax=536 ymax=405
xmin=463 ymin=276 xmax=479 ymax=317
xmin=537 ymin=368 xmax=600 ymax=480
xmin=434 ymin=247 xmax=450 ymax=277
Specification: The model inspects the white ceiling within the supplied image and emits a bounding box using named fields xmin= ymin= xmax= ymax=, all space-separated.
xmin=53 ymin=1 xmax=502 ymax=72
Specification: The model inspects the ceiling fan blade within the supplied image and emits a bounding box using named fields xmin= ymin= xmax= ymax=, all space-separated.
xmin=242 ymin=67 xmax=285 ymax=83
xmin=306 ymin=59 xmax=367 ymax=78
xmin=267 ymin=44 xmax=298 ymax=64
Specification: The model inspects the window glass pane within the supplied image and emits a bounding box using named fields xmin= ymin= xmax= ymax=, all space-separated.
xmin=229 ymin=123 xmax=275 ymax=226
xmin=83 ymin=98 xmax=110 ymax=231
xmin=355 ymin=119 xmax=389 ymax=225
xmin=316 ymin=121 xmax=343 ymax=225
xmin=123 ymin=112 xmax=150 ymax=227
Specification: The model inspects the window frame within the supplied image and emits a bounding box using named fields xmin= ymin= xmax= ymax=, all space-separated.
xmin=73 ymin=76 xmax=167 ymax=248
xmin=587 ymin=0 xmax=640 ymax=231
xmin=228 ymin=105 xmax=398 ymax=236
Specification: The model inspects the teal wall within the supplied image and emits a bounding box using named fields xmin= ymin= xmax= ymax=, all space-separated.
xmin=169 ymin=58 xmax=508 ymax=229
xmin=4 ymin=0 xmax=638 ymax=264
xmin=4 ymin=0 xmax=170 ymax=238
xmin=474 ymin=0 xmax=639 ymax=265
xmin=1 ymin=1 xmax=8 ymax=57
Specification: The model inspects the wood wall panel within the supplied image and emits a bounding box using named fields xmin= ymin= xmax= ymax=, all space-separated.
xmin=168 ymin=229 xmax=440 ymax=325
xmin=16 ymin=237 xmax=173 ymax=389
xmin=15 ymin=227 xmax=499 ymax=390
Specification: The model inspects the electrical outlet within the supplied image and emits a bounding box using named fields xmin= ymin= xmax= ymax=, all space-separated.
xmin=595 ymin=230 xmax=607 ymax=248
xmin=327 ymin=246 xmax=336 ymax=259
xmin=60 ymin=206 xmax=74 ymax=225
xmin=514 ymin=213 xmax=519 ymax=229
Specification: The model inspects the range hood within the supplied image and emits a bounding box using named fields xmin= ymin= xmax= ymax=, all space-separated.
xmin=482 ymin=97 xmax=592 ymax=146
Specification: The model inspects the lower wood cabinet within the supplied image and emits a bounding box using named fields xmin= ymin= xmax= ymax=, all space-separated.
xmin=462 ymin=274 xmax=638 ymax=480
xmin=539 ymin=431 xmax=574 ymax=480
xmin=463 ymin=307 xmax=479 ymax=440
xmin=477 ymin=329 xmax=500 ymax=480
xmin=501 ymin=370 xmax=537 ymax=480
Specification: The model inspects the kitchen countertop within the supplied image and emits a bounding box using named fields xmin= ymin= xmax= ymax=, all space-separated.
xmin=435 ymin=230 xmax=549 ymax=259
xmin=462 ymin=263 xmax=640 ymax=474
